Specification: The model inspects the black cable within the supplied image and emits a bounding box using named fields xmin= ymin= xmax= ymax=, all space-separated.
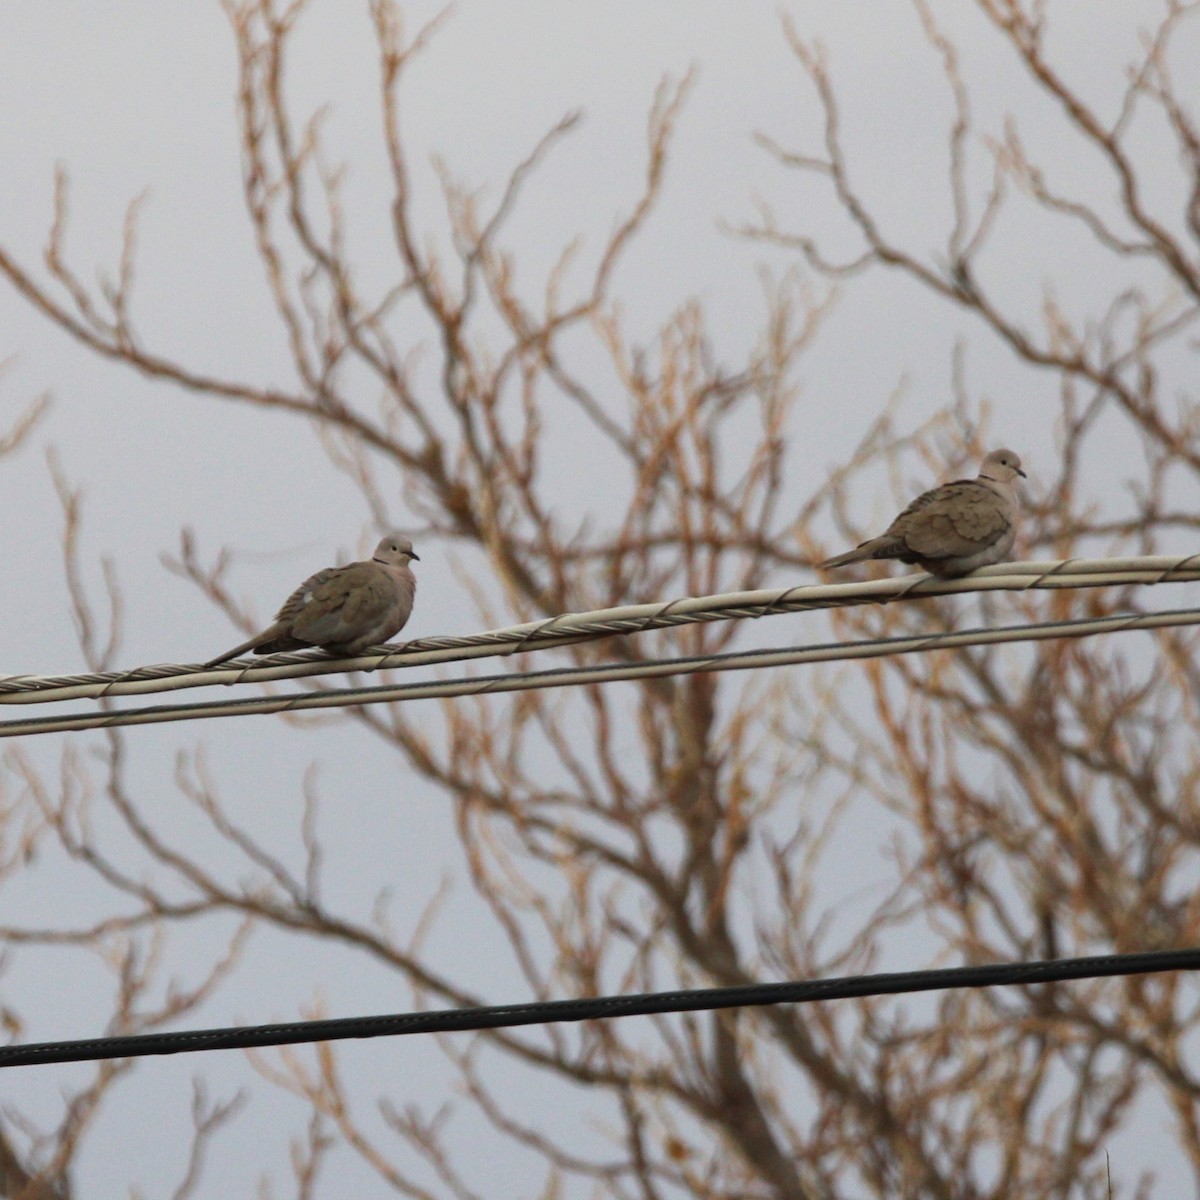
xmin=2 ymin=946 xmax=1197 ymax=1070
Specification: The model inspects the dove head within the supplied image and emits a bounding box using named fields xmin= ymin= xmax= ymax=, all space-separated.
xmin=979 ymin=448 xmax=1026 ymax=483
xmin=373 ymin=534 xmax=420 ymax=566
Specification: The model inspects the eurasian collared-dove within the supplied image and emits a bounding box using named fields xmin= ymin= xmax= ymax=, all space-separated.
xmin=205 ymin=534 xmax=419 ymax=666
xmin=817 ymin=449 xmax=1026 ymax=577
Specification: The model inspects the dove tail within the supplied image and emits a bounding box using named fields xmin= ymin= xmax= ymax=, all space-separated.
xmin=817 ymin=537 xmax=904 ymax=571
xmin=816 ymin=545 xmax=872 ymax=571
xmin=204 ymin=624 xmax=302 ymax=667
xmin=204 ymin=635 xmax=264 ymax=668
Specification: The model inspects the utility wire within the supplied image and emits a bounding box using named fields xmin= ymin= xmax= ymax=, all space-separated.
xmin=2 ymin=946 xmax=1197 ymax=1069
xmin=2 ymin=552 xmax=1199 ymax=707
xmin=3 ymin=604 xmax=1198 ymax=738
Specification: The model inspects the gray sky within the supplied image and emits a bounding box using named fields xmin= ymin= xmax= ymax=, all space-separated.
xmin=0 ymin=2 xmax=1192 ymax=1195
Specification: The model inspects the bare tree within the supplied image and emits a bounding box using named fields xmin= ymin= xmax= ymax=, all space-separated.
xmin=1 ymin=1 xmax=1199 ymax=1196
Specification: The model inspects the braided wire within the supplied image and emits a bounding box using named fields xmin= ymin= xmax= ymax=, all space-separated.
xmin=2 ymin=552 xmax=1199 ymax=708
xmin=3 ymin=603 xmax=1197 ymax=739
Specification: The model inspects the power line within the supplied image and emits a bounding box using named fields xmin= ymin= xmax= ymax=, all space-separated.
xmin=2 ymin=946 xmax=1197 ymax=1070
xmin=2 ymin=604 xmax=1198 ymax=738
xmin=3 ymin=552 xmax=1199 ymax=707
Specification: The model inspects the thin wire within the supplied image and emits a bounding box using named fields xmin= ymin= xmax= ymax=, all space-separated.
xmin=2 ymin=945 xmax=1196 ymax=1069
xmin=2 ymin=552 xmax=1200 ymax=707
xmin=3 ymin=604 xmax=1197 ymax=739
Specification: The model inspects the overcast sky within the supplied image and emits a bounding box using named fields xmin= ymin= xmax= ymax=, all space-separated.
xmin=0 ymin=2 xmax=1192 ymax=1195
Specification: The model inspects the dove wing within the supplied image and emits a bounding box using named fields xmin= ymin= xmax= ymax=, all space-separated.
xmin=895 ymin=480 xmax=1012 ymax=559
xmin=285 ymin=563 xmax=394 ymax=647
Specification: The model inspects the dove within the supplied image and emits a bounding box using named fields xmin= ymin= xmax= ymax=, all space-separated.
xmin=817 ymin=449 xmax=1026 ymax=577
xmin=205 ymin=534 xmax=419 ymax=666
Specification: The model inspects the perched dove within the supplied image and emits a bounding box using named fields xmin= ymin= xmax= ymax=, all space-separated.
xmin=205 ymin=534 xmax=419 ymax=666
xmin=817 ymin=449 xmax=1026 ymax=577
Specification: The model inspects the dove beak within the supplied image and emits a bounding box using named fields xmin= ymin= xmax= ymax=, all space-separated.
xmin=1016 ymin=467 xmax=1027 ymax=479
xmin=410 ymin=551 xmax=421 ymax=561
